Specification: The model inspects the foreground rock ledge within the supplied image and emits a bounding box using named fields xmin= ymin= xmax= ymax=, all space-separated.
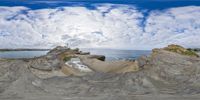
xmin=0 ymin=45 xmax=200 ymax=100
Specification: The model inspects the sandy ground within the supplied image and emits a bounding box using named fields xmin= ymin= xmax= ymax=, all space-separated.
xmin=1 ymin=94 xmax=200 ymax=100
xmin=79 ymin=55 xmax=139 ymax=73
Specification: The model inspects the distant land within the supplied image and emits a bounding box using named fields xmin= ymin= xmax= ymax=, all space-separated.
xmin=0 ymin=48 xmax=50 ymax=51
xmin=0 ymin=48 xmax=200 ymax=52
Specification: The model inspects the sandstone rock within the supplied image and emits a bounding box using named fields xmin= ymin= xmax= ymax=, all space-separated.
xmin=1 ymin=45 xmax=200 ymax=100
xmin=29 ymin=58 xmax=52 ymax=71
xmin=142 ymin=48 xmax=200 ymax=94
xmin=136 ymin=55 xmax=150 ymax=69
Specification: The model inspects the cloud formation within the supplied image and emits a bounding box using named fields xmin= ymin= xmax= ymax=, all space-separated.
xmin=0 ymin=4 xmax=199 ymax=49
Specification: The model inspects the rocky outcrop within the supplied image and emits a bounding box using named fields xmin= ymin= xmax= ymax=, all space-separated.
xmin=29 ymin=46 xmax=107 ymax=76
xmin=1 ymin=45 xmax=200 ymax=100
xmin=136 ymin=45 xmax=200 ymax=94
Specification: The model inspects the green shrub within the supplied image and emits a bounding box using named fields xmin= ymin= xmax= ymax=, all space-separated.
xmin=63 ymin=56 xmax=72 ymax=62
xmin=184 ymin=50 xmax=199 ymax=57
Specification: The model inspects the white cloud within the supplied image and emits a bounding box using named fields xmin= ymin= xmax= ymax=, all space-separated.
xmin=144 ymin=6 xmax=200 ymax=49
xmin=0 ymin=5 xmax=199 ymax=49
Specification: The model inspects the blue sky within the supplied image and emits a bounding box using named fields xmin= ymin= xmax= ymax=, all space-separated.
xmin=1 ymin=0 xmax=200 ymax=10
xmin=0 ymin=0 xmax=200 ymax=49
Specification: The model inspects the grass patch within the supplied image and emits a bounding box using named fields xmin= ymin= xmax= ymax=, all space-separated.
xmin=164 ymin=44 xmax=199 ymax=57
xmin=183 ymin=50 xmax=199 ymax=57
xmin=63 ymin=56 xmax=72 ymax=62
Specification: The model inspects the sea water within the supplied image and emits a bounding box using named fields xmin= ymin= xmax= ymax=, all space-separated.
xmin=0 ymin=51 xmax=48 ymax=58
xmin=0 ymin=49 xmax=151 ymax=60
xmin=80 ymin=48 xmax=151 ymax=61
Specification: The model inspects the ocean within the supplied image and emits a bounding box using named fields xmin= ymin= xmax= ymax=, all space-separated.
xmin=0 ymin=51 xmax=48 ymax=59
xmin=0 ymin=49 xmax=151 ymax=60
xmin=80 ymin=48 xmax=151 ymax=61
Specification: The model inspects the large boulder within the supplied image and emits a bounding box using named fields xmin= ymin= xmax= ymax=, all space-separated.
xmin=87 ymin=55 xmax=106 ymax=61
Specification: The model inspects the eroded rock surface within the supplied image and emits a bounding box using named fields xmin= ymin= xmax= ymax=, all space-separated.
xmin=138 ymin=49 xmax=200 ymax=94
xmin=1 ymin=45 xmax=200 ymax=100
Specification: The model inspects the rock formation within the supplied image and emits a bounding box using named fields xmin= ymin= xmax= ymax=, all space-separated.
xmin=0 ymin=44 xmax=200 ymax=100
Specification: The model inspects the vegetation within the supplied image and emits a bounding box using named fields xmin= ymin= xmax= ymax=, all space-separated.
xmin=164 ymin=44 xmax=199 ymax=57
xmin=63 ymin=56 xmax=72 ymax=62
xmin=187 ymin=48 xmax=200 ymax=52
xmin=183 ymin=50 xmax=199 ymax=57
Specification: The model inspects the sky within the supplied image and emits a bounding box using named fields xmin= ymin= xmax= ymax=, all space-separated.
xmin=0 ymin=0 xmax=200 ymax=50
